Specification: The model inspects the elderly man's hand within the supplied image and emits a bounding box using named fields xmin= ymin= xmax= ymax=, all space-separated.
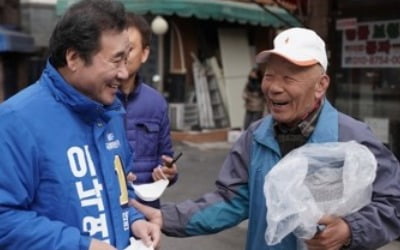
xmin=130 ymin=199 xmax=163 ymax=228
xmin=305 ymin=215 xmax=351 ymax=250
xmin=131 ymin=219 xmax=160 ymax=248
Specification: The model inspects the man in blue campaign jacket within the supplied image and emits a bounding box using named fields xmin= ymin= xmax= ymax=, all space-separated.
xmin=135 ymin=28 xmax=400 ymax=250
xmin=0 ymin=1 xmax=160 ymax=249
xmin=118 ymin=13 xmax=177 ymax=208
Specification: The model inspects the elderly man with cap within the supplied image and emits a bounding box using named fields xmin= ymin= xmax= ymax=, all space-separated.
xmin=133 ymin=27 xmax=400 ymax=250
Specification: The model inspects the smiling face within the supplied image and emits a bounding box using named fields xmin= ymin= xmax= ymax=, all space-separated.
xmin=120 ymin=26 xmax=150 ymax=94
xmin=126 ymin=26 xmax=149 ymax=75
xmin=66 ymin=30 xmax=131 ymax=105
xmin=262 ymin=54 xmax=330 ymax=126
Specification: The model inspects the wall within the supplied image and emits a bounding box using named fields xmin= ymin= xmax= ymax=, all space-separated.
xmin=306 ymin=0 xmax=330 ymax=39
xmin=20 ymin=1 xmax=57 ymax=48
xmin=0 ymin=0 xmax=20 ymax=27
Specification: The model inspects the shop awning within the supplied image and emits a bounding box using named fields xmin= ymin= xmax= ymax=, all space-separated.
xmin=0 ymin=27 xmax=35 ymax=53
xmin=57 ymin=0 xmax=302 ymax=28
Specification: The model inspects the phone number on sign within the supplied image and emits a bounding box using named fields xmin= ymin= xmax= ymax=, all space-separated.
xmin=344 ymin=55 xmax=400 ymax=66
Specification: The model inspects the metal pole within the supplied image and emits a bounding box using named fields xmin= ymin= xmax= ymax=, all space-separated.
xmin=157 ymin=34 xmax=164 ymax=93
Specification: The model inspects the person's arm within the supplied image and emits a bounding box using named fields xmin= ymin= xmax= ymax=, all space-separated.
xmin=339 ymin=121 xmax=400 ymax=249
xmin=126 ymin=203 xmax=160 ymax=248
xmin=344 ymin=137 xmax=400 ymax=249
xmin=242 ymin=87 xmax=249 ymax=102
xmin=157 ymin=103 xmax=177 ymax=185
xmin=130 ymin=219 xmax=160 ymax=248
xmin=0 ymin=112 xmax=92 ymax=250
xmin=306 ymin=123 xmax=400 ymax=250
xmin=160 ymin=128 xmax=253 ymax=237
xmin=89 ymin=239 xmax=116 ymax=250
xmin=158 ymin=104 xmax=174 ymax=160
xmin=122 ymin=131 xmax=161 ymax=246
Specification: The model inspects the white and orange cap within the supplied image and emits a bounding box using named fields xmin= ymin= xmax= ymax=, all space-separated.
xmin=256 ymin=27 xmax=328 ymax=71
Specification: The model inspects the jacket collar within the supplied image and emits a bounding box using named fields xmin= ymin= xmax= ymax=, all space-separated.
xmin=42 ymin=60 xmax=124 ymax=123
xmin=254 ymin=98 xmax=339 ymax=155
xmin=117 ymin=75 xmax=144 ymax=101
xmin=132 ymin=75 xmax=144 ymax=97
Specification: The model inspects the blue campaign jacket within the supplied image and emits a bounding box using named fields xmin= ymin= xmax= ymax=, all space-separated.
xmin=118 ymin=79 xmax=175 ymax=208
xmin=162 ymin=100 xmax=400 ymax=250
xmin=0 ymin=62 xmax=144 ymax=250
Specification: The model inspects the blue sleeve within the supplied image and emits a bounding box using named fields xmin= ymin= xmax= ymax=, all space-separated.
xmin=158 ymin=104 xmax=178 ymax=185
xmin=0 ymin=110 xmax=91 ymax=250
xmin=158 ymin=104 xmax=174 ymax=159
xmin=340 ymin=122 xmax=400 ymax=249
xmin=128 ymin=207 xmax=145 ymax=229
xmin=121 ymin=129 xmax=146 ymax=228
xmin=161 ymin=129 xmax=252 ymax=236
xmin=126 ymin=151 xmax=145 ymax=236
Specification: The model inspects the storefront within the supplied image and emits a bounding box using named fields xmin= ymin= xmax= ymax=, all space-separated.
xmin=57 ymin=0 xmax=301 ymax=129
xmin=0 ymin=26 xmax=35 ymax=101
xmin=331 ymin=0 xmax=400 ymax=158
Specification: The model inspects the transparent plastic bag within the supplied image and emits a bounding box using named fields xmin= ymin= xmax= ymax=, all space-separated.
xmin=264 ymin=141 xmax=377 ymax=246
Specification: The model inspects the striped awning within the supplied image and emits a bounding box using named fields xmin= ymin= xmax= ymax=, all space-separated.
xmin=56 ymin=0 xmax=302 ymax=28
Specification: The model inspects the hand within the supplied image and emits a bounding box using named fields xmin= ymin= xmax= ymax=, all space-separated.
xmin=126 ymin=172 xmax=137 ymax=183
xmin=152 ymin=155 xmax=178 ymax=181
xmin=131 ymin=219 xmax=161 ymax=248
xmin=88 ymin=239 xmax=116 ymax=250
xmin=130 ymin=199 xmax=163 ymax=228
xmin=305 ymin=215 xmax=351 ymax=250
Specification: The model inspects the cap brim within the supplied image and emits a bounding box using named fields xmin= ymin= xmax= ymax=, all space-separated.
xmin=255 ymin=50 xmax=318 ymax=67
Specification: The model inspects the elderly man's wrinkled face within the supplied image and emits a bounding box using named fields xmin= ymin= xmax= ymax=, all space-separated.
xmin=261 ymin=54 xmax=329 ymax=126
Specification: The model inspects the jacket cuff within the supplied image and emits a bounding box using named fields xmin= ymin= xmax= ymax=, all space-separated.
xmin=343 ymin=214 xmax=362 ymax=249
xmin=129 ymin=206 xmax=145 ymax=232
xmin=79 ymin=235 xmax=91 ymax=250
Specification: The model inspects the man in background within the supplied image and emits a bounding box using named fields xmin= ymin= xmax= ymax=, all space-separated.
xmin=120 ymin=13 xmax=178 ymax=209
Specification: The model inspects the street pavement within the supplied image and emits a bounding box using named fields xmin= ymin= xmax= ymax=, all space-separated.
xmin=157 ymin=141 xmax=400 ymax=250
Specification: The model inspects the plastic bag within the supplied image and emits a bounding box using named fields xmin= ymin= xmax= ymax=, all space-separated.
xmin=264 ymin=141 xmax=377 ymax=246
xmin=124 ymin=237 xmax=154 ymax=250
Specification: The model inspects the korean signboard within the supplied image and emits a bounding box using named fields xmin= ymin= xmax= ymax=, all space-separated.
xmin=342 ymin=19 xmax=400 ymax=68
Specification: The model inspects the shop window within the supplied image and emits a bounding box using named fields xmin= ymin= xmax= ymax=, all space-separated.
xmin=334 ymin=18 xmax=400 ymax=158
xmin=335 ymin=68 xmax=400 ymax=158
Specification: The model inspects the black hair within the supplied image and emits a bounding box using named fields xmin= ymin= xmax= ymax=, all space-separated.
xmin=125 ymin=12 xmax=152 ymax=48
xmin=48 ymin=0 xmax=127 ymax=68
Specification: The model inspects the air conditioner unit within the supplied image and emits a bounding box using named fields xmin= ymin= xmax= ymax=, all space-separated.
xmin=168 ymin=103 xmax=198 ymax=130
